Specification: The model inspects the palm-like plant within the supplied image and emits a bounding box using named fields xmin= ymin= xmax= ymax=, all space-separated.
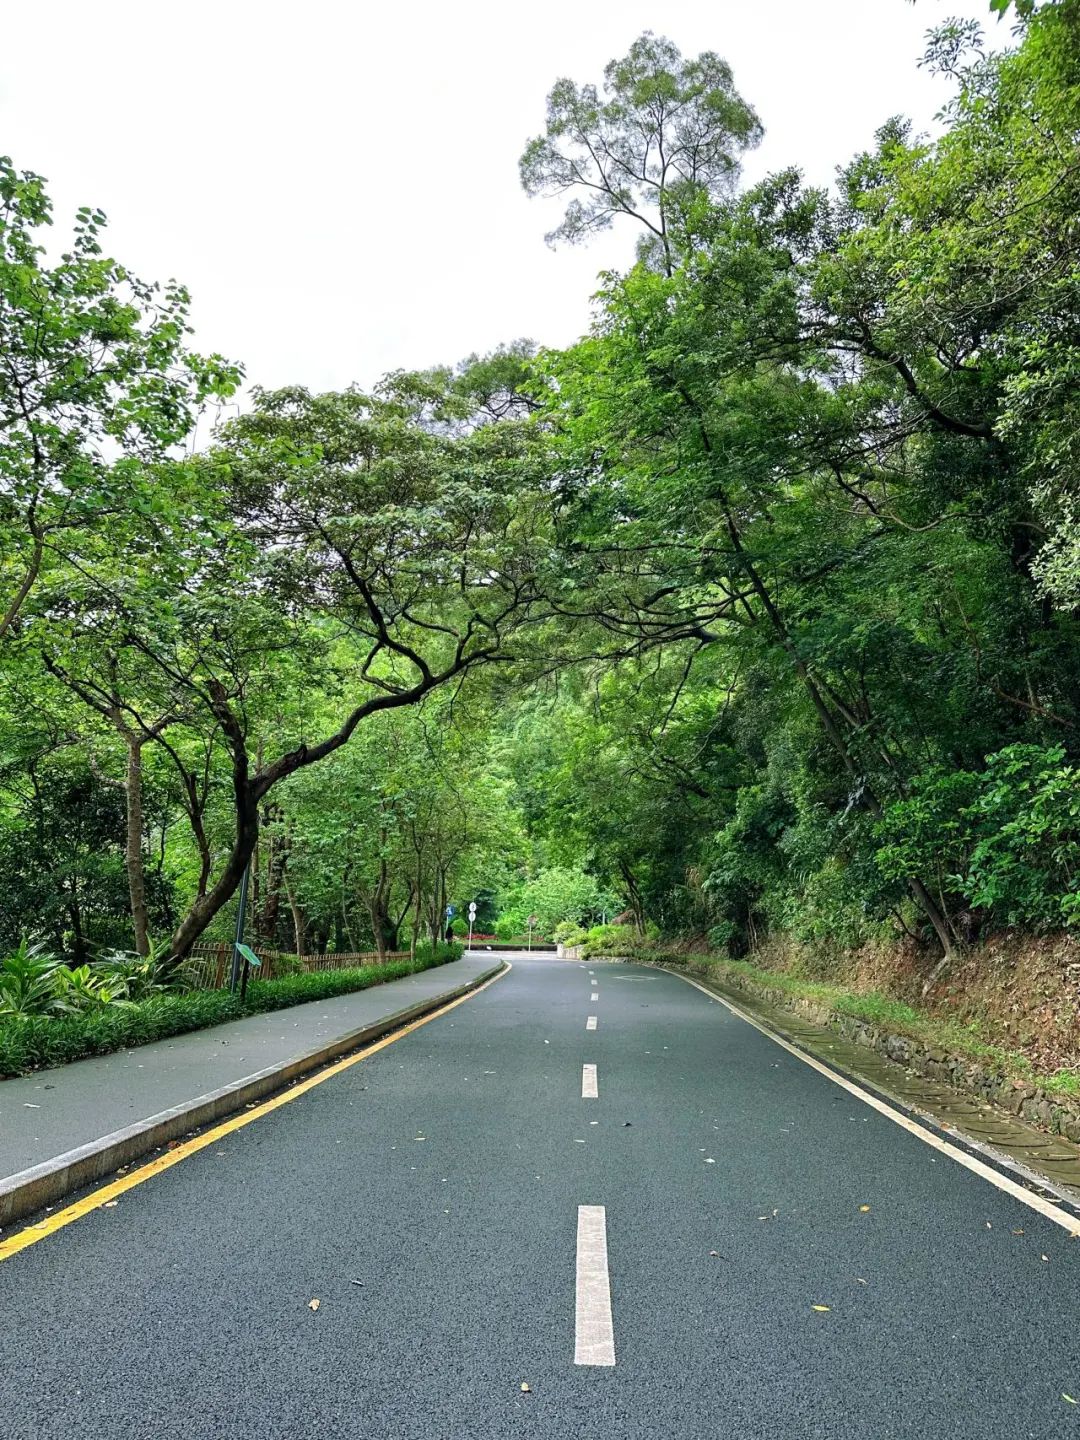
xmin=0 ymin=940 xmax=66 ymax=1019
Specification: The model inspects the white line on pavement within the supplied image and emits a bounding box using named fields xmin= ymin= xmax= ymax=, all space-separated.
xmin=591 ymin=991 xmax=599 ymax=1001
xmin=674 ymin=971 xmax=1080 ymax=1236
xmin=575 ymin=1205 xmax=615 ymax=1366
xmin=582 ymin=1063 xmax=598 ymax=1098
xmin=586 ymin=1015 xmax=598 ymax=1031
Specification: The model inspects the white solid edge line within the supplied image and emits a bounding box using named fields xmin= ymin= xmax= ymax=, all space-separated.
xmin=582 ymin=1062 xmax=598 ymax=1099
xmin=575 ymin=1205 xmax=616 ymax=1365
xmin=586 ymin=1015 xmax=598 ymax=1031
xmin=674 ymin=971 xmax=1080 ymax=1236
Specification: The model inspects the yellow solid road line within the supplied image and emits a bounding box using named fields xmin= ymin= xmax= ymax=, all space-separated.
xmin=0 ymin=963 xmax=511 ymax=1265
xmin=674 ymin=970 xmax=1080 ymax=1236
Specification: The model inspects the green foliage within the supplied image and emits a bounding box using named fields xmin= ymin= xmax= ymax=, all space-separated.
xmin=0 ymin=939 xmax=66 ymax=1018
xmin=4 ymin=0 xmax=1080 ymax=1031
xmin=963 ymin=747 xmax=1080 ymax=928
xmin=877 ymin=746 xmax=1080 ymax=931
xmin=0 ymin=944 xmax=462 ymax=1076
xmin=498 ymin=866 xmax=614 ymax=937
xmin=520 ymin=32 xmax=761 ymax=272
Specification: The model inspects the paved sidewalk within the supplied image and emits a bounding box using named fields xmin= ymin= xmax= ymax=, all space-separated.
xmin=1 ymin=955 xmax=499 ymax=1184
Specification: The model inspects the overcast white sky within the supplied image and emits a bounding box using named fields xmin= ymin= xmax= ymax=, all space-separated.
xmin=2 ymin=0 xmax=997 ymax=396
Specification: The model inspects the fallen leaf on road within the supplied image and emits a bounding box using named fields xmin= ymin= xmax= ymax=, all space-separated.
xmin=351 ymin=1280 xmax=364 ymax=1287
xmin=22 ymin=1103 xmax=40 ymax=1109
xmin=1042 ymin=1254 xmax=1050 ymax=1262
xmin=709 ymin=1250 xmax=719 ymax=1257
xmin=520 ymin=1382 xmax=531 ymax=1393
xmin=102 ymin=1201 xmax=118 ymax=1209
xmin=985 ymin=1222 xmax=992 ymax=1229
xmin=308 ymin=1299 xmax=320 ymax=1312
xmin=859 ymin=1205 xmax=871 ymax=1213
xmin=812 ymin=1305 xmax=831 ymax=1313
xmin=856 ymin=1278 xmax=867 ymax=1285
xmin=1064 ymin=1394 xmax=1077 ymax=1405
xmin=1012 ymin=1229 xmax=1025 ymax=1236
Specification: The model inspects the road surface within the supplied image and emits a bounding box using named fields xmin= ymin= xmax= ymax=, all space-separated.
xmin=1 ymin=956 xmax=1077 ymax=1439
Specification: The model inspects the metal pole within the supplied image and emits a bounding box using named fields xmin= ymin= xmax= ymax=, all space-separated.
xmin=229 ymin=860 xmax=250 ymax=994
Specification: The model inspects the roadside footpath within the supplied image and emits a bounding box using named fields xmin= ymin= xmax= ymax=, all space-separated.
xmin=0 ymin=953 xmax=502 ymax=1229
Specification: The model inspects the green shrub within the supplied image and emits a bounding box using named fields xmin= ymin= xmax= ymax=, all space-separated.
xmin=0 ymin=939 xmax=66 ymax=1018
xmin=580 ymin=924 xmax=640 ymax=957
xmin=98 ymin=940 xmax=192 ymax=999
xmin=494 ymin=914 xmax=524 ymax=941
xmin=877 ymin=745 xmax=1080 ymax=931
xmin=0 ymin=942 xmax=464 ymax=1076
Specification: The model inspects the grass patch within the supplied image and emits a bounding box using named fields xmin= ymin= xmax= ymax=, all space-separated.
xmin=0 ymin=943 xmax=462 ymax=1078
xmin=1044 ymin=1069 xmax=1080 ymax=1099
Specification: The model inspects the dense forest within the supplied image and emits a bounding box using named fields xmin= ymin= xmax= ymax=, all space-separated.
xmin=2 ymin=0 xmax=1079 ymax=1010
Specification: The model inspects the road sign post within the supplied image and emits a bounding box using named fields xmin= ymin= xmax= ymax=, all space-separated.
xmin=527 ymin=914 xmax=538 ymax=952
xmin=229 ymin=859 xmax=251 ymax=994
xmin=468 ymin=901 xmax=477 ymax=952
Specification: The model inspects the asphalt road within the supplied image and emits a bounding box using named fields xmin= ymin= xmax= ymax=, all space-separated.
xmin=1 ymin=956 xmax=1078 ymax=1439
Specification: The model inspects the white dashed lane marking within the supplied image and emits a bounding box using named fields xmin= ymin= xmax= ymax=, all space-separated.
xmin=586 ymin=1016 xmax=598 ymax=1031
xmin=582 ymin=1063 xmax=598 ymax=1098
xmin=575 ymin=1205 xmax=615 ymax=1366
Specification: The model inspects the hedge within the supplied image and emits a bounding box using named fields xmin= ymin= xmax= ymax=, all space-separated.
xmin=0 ymin=943 xmax=463 ymax=1078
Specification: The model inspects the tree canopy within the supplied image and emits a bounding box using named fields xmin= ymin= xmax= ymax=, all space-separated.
xmin=3 ymin=2 xmax=1080 ymax=990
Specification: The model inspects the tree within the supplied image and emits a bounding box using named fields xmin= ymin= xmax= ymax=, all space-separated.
xmin=149 ymin=381 xmax=553 ymax=962
xmin=519 ymin=32 xmax=761 ymax=275
xmin=0 ymin=157 xmax=240 ymax=644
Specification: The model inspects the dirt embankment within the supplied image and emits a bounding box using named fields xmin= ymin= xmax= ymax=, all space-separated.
xmin=744 ymin=930 xmax=1080 ymax=1077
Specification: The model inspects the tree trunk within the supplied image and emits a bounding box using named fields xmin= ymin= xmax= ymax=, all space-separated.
xmin=283 ymin=868 xmax=306 ymax=959
xmin=125 ymin=737 xmax=150 ymax=957
xmin=66 ymin=883 xmax=86 ymax=965
xmin=411 ymin=857 xmax=424 ymax=958
xmin=166 ymin=800 xmax=259 ymax=968
xmin=258 ymin=828 xmax=286 ymax=944
xmin=369 ymin=857 xmax=392 ymax=958
xmin=619 ymin=860 xmax=646 ymax=935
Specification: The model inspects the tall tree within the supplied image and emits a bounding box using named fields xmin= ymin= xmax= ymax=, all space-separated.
xmin=519 ymin=32 xmax=761 ymax=275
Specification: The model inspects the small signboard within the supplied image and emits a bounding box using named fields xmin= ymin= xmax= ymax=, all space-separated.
xmin=235 ymin=942 xmax=261 ymax=968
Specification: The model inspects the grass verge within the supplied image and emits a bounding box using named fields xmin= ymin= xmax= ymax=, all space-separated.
xmin=0 ymin=944 xmax=463 ymax=1078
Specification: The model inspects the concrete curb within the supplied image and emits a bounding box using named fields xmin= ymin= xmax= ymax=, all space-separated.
xmin=0 ymin=961 xmax=505 ymax=1231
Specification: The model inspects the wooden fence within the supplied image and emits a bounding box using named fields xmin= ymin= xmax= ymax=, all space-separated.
xmin=183 ymin=943 xmax=411 ymax=990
